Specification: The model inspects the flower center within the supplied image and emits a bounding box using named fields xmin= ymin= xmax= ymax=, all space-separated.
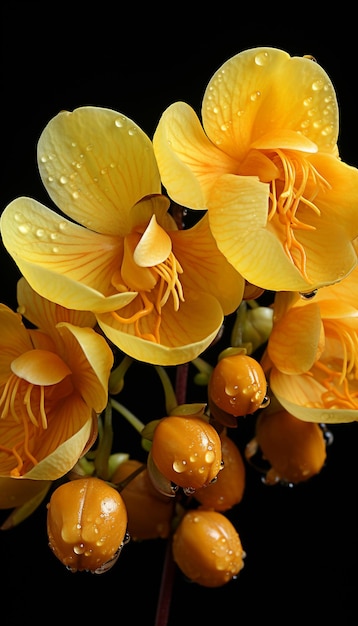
xmin=312 ymin=322 xmax=358 ymax=409
xmin=111 ymin=215 xmax=184 ymax=342
xmin=0 ymin=349 xmax=72 ymax=476
xmin=267 ymin=149 xmax=330 ymax=279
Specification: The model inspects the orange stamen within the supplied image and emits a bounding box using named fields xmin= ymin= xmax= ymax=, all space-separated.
xmin=312 ymin=323 xmax=358 ymax=409
xmin=112 ymin=250 xmax=184 ymax=343
xmin=267 ymin=149 xmax=330 ymax=279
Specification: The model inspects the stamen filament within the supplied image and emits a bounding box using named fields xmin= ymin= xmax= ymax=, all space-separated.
xmin=112 ymin=249 xmax=184 ymax=343
xmin=267 ymin=149 xmax=330 ymax=279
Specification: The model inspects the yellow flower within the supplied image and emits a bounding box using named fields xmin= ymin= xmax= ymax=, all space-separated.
xmin=262 ymin=266 xmax=358 ymax=423
xmin=153 ymin=47 xmax=358 ymax=292
xmin=0 ymin=278 xmax=113 ymax=507
xmin=1 ymin=107 xmax=244 ymax=365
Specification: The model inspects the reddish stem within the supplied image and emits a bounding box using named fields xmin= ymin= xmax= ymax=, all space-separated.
xmin=154 ymin=362 xmax=189 ymax=626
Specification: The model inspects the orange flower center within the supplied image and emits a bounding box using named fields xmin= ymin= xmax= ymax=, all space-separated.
xmin=240 ymin=147 xmax=330 ymax=278
xmin=0 ymin=349 xmax=72 ymax=476
xmin=267 ymin=150 xmax=330 ymax=278
xmin=312 ymin=322 xmax=358 ymax=409
xmin=111 ymin=216 xmax=184 ymax=342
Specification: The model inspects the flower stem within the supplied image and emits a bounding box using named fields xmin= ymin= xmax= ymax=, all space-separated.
xmin=155 ymin=362 xmax=189 ymax=626
xmin=110 ymin=398 xmax=145 ymax=434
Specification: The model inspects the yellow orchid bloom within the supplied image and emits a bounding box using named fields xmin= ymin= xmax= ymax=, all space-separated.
xmin=1 ymin=107 xmax=244 ymax=365
xmin=153 ymin=47 xmax=358 ymax=292
xmin=262 ymin=267 xmax=358 ymax=423
xmin=0 ymin=278 xmax=113 ymax=507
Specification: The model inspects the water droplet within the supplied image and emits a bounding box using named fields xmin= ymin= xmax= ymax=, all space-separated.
xmin=250 ymin=91 xmax=261 ymax=102
xmin=205 ymin=450 xmax=215 ymax=463
xmin=254 ymin=51 xmax=269 ymax=66
xmin=259 ymin=395 xmax=271 ymax=409
xmin=115 ymin=116 xmax=126 ymax=128
xmin=299 ymin=289 xmax=317 ymax=300
xmin=73 ymin=543 xmax=85 ymax=555
xmin=173 ymin=459 xmax=187 ymax=473
xmin=60 ymin=175 xmax=68 ymax=184
xmin=18 ymin=224 xmax=29 ymax=234
xmin=312 ymin=79 xmax=324 ymax=91
xmin=183 ymin=486 xmax=196 ymax=496
xmin=320 ymin=424 xmax=334 ymax=446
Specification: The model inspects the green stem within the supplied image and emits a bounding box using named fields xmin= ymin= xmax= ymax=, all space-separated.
xmin=110 ymin=398 xmax=145 ymax=434
xmin=154 ymin=365 xmax=178 ymax=414
xmin=94 ymin=402 xmax=113 ymax=481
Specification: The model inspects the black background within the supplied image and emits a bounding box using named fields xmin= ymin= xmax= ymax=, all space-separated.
xmin=1 ymin=4 xmax=357 ymax=624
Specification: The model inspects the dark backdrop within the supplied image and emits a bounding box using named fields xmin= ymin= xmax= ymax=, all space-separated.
xmin=1 ymin=5 xmax=357 ymax=624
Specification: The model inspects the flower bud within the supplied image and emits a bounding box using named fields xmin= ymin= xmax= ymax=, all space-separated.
xmin=111 ymin=459 xmax=175 ymax=540
xmin=246 ymin=409 xmax=327 ymax=485
xmin=151 ymin=415 xmax=222 ymax=492
xmin=208 ymin=353 xmax=268 ymax=420
xmin=47 ymin=477 xmax=128 ymax=573
xmin=194 ymin=433 xmax=245 ymax=511
xmin=172 ymin=509 xmax=245 ymax=587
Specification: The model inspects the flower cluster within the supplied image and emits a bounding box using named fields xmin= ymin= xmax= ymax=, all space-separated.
xmin=1 ymin=46 xmax=358 ymax=616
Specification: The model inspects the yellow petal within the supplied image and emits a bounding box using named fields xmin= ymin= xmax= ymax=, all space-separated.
xmin=17 ymin=276 xmax=97 ymax=331
xmin=1 ymin=482 xmax=51 ymax=528
xmin=153 ymin=102 xmax=238 ymax=209
xmin=251 ymin=129 xmax=318 ymax=152
xmin=170 ymin=213 xmax=245 ymax=315
xmin=202 ymin=47 xmax=338 ymax=159
xmin=0 ymin=477 xmax=52 ymax=509
xmin=267 ymin=304 xmax=324 ymax=374
xmin=208 ymin=174 xmax=312 ymax=291
xmin=25 ymin=418 xmax=93 ymax=480
xmin=1 ymin=198 xmax=136 ymax=312
xmin=37 ymin=106 xmax=161 ymax=234
xmin=97 ymin=292 xmax=224 ymax=366
xmin=134 ymin=215 xmax=172 ymax=266
xmin=57 ymin=323 xmax=113 ymax=412
xmin=11 ymin=349 xmax=71 ymax=384
xmin=0 ymin=304 xmax=33 ymax=360
xmin=270 ymin=370 xmax=358 ymax=423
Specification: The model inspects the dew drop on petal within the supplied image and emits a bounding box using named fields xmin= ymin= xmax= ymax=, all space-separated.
xmin=299 ymin=289 xmax=317 ymax=300
xmin=254 ymin=51 xmax=269 ymax=66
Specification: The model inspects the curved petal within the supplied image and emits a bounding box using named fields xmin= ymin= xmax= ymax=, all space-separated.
xmin=11 ymin=349 xmax=71 ymax=384
xmin=208 ymin=173 xmax=312 ymax=291
xmin=153 ymin=102 xmax=238 ymax=209
xmin=270 ymin=369 xmax=358 ymax=423
xmin=96 ymin=292 xmax=224 ymax=365
xmin=57 ymin=322 xmax=113 ymax=412
xmin=267 ymin=304 xmax=324 ymax=374
xmin=0 ymin=305 xmax=33 ymax=372
xmin=202 ymin=47 xmax=338 ymax=159
xmin=37 ymin=106 xmax=161 ymax=234
xmin=26 ymin=416 xmax=93 ymax=480
xmin=1 ymin=198 xmax=136 ymax=312
xmin=0 ymin=476 xmax=52 ymax=509
xmin=134 ymin=215 xmax=172 ymax=266
xmin=17 ymin=277 xmax=97 ymax=332
xmin=170 ymin=213 xmax=245 ymax=315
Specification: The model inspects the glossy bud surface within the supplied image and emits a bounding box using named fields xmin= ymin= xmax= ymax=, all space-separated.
xmin=172 ymin=509 xmax=245 ymax=587
xmin=47 ymin=477 xmax=128 ymax=573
